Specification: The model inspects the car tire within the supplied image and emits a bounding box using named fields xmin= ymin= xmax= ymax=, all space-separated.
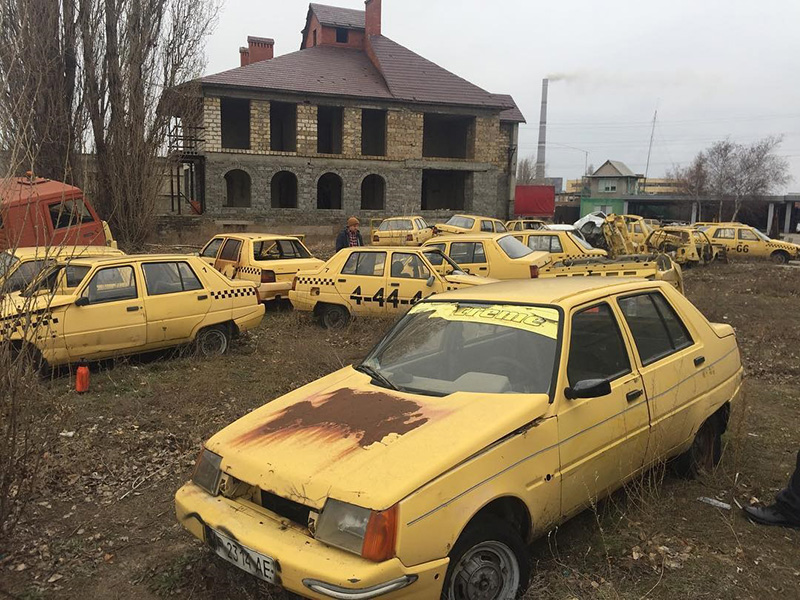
xmin=441 ymin=516 xmax=530 ymax=600
xmin=195 ymin=325 xmax=230 ymax=357
xmin=771 ymin=251 xmax=789 ymax=265
xmin=319 ymin=304 xmax=350 ymax=329
xmin=673 ymin=415 xmax=722 ymax=478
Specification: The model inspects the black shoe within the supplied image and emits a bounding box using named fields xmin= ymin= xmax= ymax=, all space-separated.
xmin=743 ymin=504 xmax=800 ymax=529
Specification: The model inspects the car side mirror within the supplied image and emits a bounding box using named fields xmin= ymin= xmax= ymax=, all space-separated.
xmin=75 ymin=296 xmax=90 ymax=307
xmin=565 ymin=378 xmax=611 ymax=400
xmin=426 ymin=275 xmax=436 ymax=287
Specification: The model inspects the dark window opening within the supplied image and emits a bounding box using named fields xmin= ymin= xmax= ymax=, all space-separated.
xmin=422 ymin=114 xmax=475 ymax=159
xmin=221 ymin=98 xmax=251 ymax=150
xmin=317 ymin=173 xmax=343 ymax=209
xmin=224 ymin=170 xmax=251 ymax=207
xmin=361 ymin=109 xmax=387 ymax=156
xmin=421 ymin=170 xmax=470 ymax=211
xmin=271 ymin=171 xmax=298 ymax=208
xmin=317 ymin=106 xmax=343 ymax=154
xmin=270 ymin=101 xmax=297 ymax=152
xmin=313 ymin=29 xmax=318 ymax=46
xmin=335 ymin=28 xmax=349 ymax=43
xmin=361 ymin=174 xmax=385 ymax=210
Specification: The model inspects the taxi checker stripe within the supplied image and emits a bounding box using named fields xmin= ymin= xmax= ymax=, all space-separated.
xmin=296 ymin=277 xmax=334 ymax=286
xmin=235 ymin=266 xmax=262 ymax=276
xmin=210 ymin=288 xmax=257 ymax=300
xmin=406 ymin=344 xmax=740 ymax=527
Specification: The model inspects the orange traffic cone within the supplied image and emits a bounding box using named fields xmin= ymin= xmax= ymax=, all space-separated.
xmin=76 ymin=362 xmax=90 ymax=394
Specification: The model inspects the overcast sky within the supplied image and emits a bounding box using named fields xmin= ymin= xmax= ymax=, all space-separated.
xmin=204 ymin=0 xmax=800 ymax=191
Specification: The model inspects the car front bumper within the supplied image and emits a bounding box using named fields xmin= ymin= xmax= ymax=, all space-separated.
xmin=175 ymin=483 xmax=447 ymax=600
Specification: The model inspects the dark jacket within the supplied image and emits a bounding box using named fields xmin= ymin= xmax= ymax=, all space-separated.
xmin=335 ymin=228 xmax=364 ymax=252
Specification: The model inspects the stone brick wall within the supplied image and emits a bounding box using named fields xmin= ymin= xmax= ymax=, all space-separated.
xmin=342 ymin=107 xmax=362 ymax=156
xmin=203 ymin=97 xmax=221 ymax=152
xmin=473 ymin=116 xmax=500 ymax=165
xmin=386 ymin=108 xmax=423 ymax=160
xmin=250 ymin=100 xmax=271 ymax=152
xmin=296 ymin=104 xmax=318 ymax=155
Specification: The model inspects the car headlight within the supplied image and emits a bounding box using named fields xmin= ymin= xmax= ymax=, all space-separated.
xmin=192 ymin=448 xmax=222 ymax=496
xmin=315 ymin=499 xmax=398 ymax=562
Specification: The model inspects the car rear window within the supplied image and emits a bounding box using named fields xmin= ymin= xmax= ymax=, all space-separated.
xmin=254 ymin=239 xmax=311 ymax=260
xmin=497 ymin=235 xmax=533 ymax=259
xmin=445 ymin=216 xmax=475 ymax=230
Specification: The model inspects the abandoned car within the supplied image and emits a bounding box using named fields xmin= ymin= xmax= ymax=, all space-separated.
xmin=434 ymin=214 xmax=508 ymax=235
xmin=696 ymin=223 xmax=800 ymax=264
xmin=176 ymin=277 xmax=742 ymax=599
xmin=370 ymin=217 xmax=435 ymax=247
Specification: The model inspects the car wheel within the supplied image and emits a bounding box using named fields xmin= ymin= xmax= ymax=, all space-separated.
xmin=320 ymin=305 xmax=350 ymax=329
xmin=442 ymin=516 xmax=530 ymax=600
xmin=673 ymin=416 xmax=721 ymax=478
xmin=195 ymin=325 xmax=230 ymax=357
xmin=771 ymin=251 xmax=789 ymax=265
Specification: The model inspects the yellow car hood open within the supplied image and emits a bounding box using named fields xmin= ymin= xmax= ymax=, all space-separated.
xmin=206 ymin=367 xmax=551 ymax=511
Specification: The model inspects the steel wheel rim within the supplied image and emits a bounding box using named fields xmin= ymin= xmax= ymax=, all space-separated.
xmin=199 ymin=329 xmax=227 ymax=356
xmin=448 ymin=540 xmax=520 ymax=600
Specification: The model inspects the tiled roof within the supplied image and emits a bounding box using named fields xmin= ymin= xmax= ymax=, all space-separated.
xmin=493 ymin=94 xmax=526 ymax=123
xmin=309 ymin=3 xmax=365 ymax=29
xmin=202 ymin=45 xmax=393 ymax=100
xmin=368 ymin=35 xmax=507 ymax=109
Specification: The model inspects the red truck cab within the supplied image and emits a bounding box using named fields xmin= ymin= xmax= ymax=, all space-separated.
xmin=0 ymin=176 xmax=116 ymax=250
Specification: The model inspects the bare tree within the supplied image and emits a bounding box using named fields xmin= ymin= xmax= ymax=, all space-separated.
xmin=668 ymin=153 xmax=708 ymax=220
xmin=517 ymin=157 xmax=536 ymax=185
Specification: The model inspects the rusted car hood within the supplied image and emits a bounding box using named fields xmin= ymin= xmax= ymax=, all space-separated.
xmin=207 ymin=368 xmax=551 ymax=511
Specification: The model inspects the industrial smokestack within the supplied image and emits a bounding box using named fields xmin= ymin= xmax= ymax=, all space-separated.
xmin=535 ymin=78 xmax=548 ymax=181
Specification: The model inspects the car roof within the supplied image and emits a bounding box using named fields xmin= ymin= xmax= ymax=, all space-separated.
xmin=51 ymin=253 xmax=198 ymax=267
xmin=6 ymin=246 xmax=122 ymax=259
xmin=449 ymin=214 xmax=498 ymax=220
xmin=340 ymin=246 xmax=429 ymax=253
xmin=429 ymin=277 xmax=661 ymax=306
xmin=426 ymin=232 xmax=508 ymax=242
xmin=211 ymin=233 xmax=302 ymax=241
xmin=382 ymin=216 xmax=421 ymax=221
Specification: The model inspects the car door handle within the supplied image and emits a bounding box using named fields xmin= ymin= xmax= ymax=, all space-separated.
xmin=127 ymin=306 xmax=140 ymax=312
xmin=389 ymin=283 xmax=400 ymax=287
xmin=197 ymin=294 xmax=208 ymax=301
xmin=338 ymin=278 xmax=347 ymax=283
xmin=479 ymin=267 xmax=488 ymax=271
xmin=694 ymin=356 xmax=706 ymax=367
xmin=626 ymin=389 xmax=643 ymax=402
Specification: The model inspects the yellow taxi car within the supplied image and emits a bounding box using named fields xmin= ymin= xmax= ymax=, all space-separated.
xmin=0 ymin=245 xmax=125 ymax=294
xmin=511 ymin=230 xmax=607 ymax=263
xmin=422 ymin=233 xmax=551 ymax=279
xmin=200 ymin=234 xmax=323 ymax=302
xmin=697 ymin=223 xmax=800 ymax=263
xmin=176 ymin=277 xmax=742 ymax=600
xmin=505 ymin=219 xmax=547 ymax=232
xmin=289 ymin=247 xmax=491 ymax=328
xmin=622 ymin=215 xmax=655 ymax=246
xmin=645 ymin=226 xmax=726 ymax=267
xmin=434 ymin=214 xmax=507 ymax=235
xmin=371 ymin=217 xmax=434 ymax=247
xmin=1 ymin=254 xmax=264 ymax=367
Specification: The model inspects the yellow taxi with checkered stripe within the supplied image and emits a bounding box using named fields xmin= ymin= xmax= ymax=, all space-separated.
xmin=289 ymin=247 xmax=492 ymax=328
xmin=696 ymin=223 xmax=800 ymax=264
xmin=0 ymin=254 xmax=264 ymax=368
xmin=177 ymin=277 xmax=741 ymax=600
xmin=200 ymin=233 xmax=324 ymax=302
xmin=510 ymin=230 xmax=607 ymax=263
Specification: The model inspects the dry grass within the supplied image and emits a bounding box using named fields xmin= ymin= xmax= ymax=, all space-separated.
xmin=2 ymin=263 xmax=799 ymax=599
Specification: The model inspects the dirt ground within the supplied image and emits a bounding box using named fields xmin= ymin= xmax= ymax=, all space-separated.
xmin=2 ymin=260 xmax=800 ymax=600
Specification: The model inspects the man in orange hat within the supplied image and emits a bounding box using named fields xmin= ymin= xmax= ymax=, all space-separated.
xmin=336 ymin=216 xmax=364 ymax=252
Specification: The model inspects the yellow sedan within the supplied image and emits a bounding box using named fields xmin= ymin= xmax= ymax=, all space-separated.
xmin=423 ymin=233 xmax=551 ymax=279
xmin=698 ymin=224 xmax=800 ymax=263
xmin=176 ymin=277 xmax=742 ymax=599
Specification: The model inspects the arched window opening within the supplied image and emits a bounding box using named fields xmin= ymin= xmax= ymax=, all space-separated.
xmin=271 ymin=171 xmax=298 ymax=208
xmin=361 ymin=174 xmax=386 ymax=210
xmin=224 ymin=169 xmax=251 ymax=207
xmin=317 ymin=173 xmax=343 ymax=210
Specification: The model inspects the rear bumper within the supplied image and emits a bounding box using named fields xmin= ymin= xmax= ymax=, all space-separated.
xmin=234 ymin=305 xmax=266 ymax=332
xmin=288 ymin=290 xmax=316 ymax=312
xmin=175 ymin=483 xmax=446 ymax=599
xmin=258 ymin=282 xmax=293 ymax=302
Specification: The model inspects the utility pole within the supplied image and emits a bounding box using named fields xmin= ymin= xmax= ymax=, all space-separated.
xmin=643 ymin=106 xmax=658 ymax=193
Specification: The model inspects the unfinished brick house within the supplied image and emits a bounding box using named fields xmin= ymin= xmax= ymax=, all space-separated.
xmin=174 ymin=0 xmax=524 ymax=229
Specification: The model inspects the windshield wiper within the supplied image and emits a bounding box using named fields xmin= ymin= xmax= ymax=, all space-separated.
xmin=355 ymin=364 xmax=400 ymax=392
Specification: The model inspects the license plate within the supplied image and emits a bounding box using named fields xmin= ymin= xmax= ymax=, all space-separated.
xmin=207 ymin=527 xmax=276 ymax=583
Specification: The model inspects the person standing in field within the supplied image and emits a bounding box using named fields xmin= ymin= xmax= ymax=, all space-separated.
xmin=336 ymin=216 xmax=364 ymax=252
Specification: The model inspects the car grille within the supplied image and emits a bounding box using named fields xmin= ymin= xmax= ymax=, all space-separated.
xmin=260 ymin=490 xmax=311 ymax=528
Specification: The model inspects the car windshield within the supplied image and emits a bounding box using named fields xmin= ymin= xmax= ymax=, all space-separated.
xmin=21 ymin=263 xmax=91 ymax=297
xmin=254 ymin=239 xmax=311 ymax=260
xmin=445 ymin=216 xmax=475 ymax=229
xmin=753 ymin=229 xmax=771 ymax=242
xmin=361 ymin=302 xmax=560 ymax=395
xmin=568 ymin=233 xmax=594 ymax=250
xmin=422 ymin=249 xmax=466 ymax=275
xmin=497 ymin=235 xmax=533 ymax=259
xmin=0 ymin=253 xmax=19 ymax=279
xmin=523 ymin=222 xmax=541 ymax=230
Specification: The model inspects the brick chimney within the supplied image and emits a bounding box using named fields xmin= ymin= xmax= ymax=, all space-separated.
xmin=239 ymin=47 xmax=250 ymax=67
xmin=247 ymin=36 xmax=274 ymax=64
xmin=365 ymin=0 xmax=381 ymax=37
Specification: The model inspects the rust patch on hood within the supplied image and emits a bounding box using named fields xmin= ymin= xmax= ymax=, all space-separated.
xmin=234 ymin=388 xmax=428 ymax=449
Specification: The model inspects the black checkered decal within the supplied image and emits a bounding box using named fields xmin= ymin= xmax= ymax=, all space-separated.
xmin=210 ymin=288 xmax=258 ymax=300
xmin=0 ymin=311 xmax=59 ymax=338
xmin=295 ymin=276 xmax=335 ymax=286
xmin=235 ymin=266 xmax=262 ymax=276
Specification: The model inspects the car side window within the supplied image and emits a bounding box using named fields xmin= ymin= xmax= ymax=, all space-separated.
xmin=738 ymin=229 xmax=758 ymax=241
xmin=713 ymin=228 xmax=734 ymax=240
xmin=390 ymin=253 xmax=431 ymax=279
xmin=617 ymin=292 xmax=693 ymax=366
xmin=341 ymin=252 xmax=386 ymax=277
xmin=567 ymin=303 xmax=631 ymax=386
xmin=49 ymin=200 xmax=94 ymax=229
xmin=480 ymin=220 xmax=493 ymax=232
xmin=218 ymin=239 xmax=242 ymax=261
xmin=451 ymin=242 xmax=486 ymax=264
xmin=415 ymin=218 xmax=427 ymax=230
xmin=495 ymin=221 xmax=507 ymax=232
xmin=528 ymin=235 xmax=562 ymax=253
xmin=143 ymin=262 xmax=203 ymax=296
xmin=81 ymin=266 xmax=137 ymax=304
xmin=201 ymin=238 xmax=224 ymax=258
